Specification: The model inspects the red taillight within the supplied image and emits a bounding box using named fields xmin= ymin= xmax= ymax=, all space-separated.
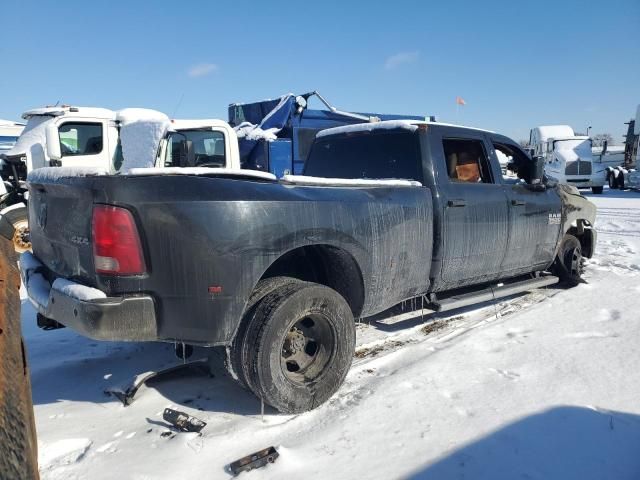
xmin=92 ymin=205 xmax=146 ymax=275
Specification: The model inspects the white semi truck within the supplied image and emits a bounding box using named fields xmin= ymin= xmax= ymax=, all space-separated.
xmin=0 ymin=105 xmax=242 ymax=251
xmin=529 ymin=125 xmax=606 ymax=194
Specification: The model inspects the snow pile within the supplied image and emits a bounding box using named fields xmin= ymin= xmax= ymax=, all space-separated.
xmin=52 ymin=278 xmax=107 ymax=301
xmin=316 ymin=120 xmax=419 ymax=138
xmin=27 ymin=166 xmax=108 ymax=183
xmin=39 ymin=438 xmax=93 ymax=470
xmin=233 ymin=122 xmax=279 ymax=142
xmin=282 ymin=174 xmax=422 ymax=187
xmin=117 ymin=108 xmax=170 ymax=172
xmin=233 ymin=93 xmax=296 ymax=142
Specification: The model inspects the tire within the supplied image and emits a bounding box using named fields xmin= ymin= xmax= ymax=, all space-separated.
xmin=227 ymin=277 xmax=303 ymax=389
xmin=591 ymin=186 xmax=603 ymax=194
xmin=608 ymin=174 xmax=617 ymax=189
xmin=242 ymin=281 xmax=355 ymax=413
xmin=552 ymin=234 xmax=583 ymax=286
xmin=3 ymin=206 xmax=30 ymax=253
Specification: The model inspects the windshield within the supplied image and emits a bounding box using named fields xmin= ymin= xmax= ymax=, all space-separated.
xmin=164 ymin=129 xmax=226 ymax=167
xmin=553 ymin=139 xmax=592 ymax=155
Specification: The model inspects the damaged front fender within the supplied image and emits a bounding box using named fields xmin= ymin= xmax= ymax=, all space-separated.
xmin=557 ymin=184 xmax=597 ymax=258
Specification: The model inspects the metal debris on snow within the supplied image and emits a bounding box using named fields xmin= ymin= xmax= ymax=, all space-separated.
xmin=229 ymin=446 xmax=279 ymax=476
xmin=162 ymin=408 xmax=207 ymax=433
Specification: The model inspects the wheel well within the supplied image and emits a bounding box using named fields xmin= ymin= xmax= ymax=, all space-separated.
xmin=567 ymin=222 xmax=595 ymax=258
xmin=260 ymin=245 xmax=365 ymax=317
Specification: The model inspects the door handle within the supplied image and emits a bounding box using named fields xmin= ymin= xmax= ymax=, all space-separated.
xmin=447 ymin=199 xmax=467 ymax=207
xmin=511 ymin=199 xmax=526 ymax=206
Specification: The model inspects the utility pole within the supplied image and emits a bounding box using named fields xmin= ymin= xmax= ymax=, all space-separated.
xmin=0 ymin=224 xmax=39 ymax=480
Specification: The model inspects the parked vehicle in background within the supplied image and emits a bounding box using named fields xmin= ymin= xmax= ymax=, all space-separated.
xmin=229 ymin=91 xmax=427 ymax=176
xmin=592 ymin=144 xmax=625 ymax=169
xmin=21 ymin=119 xmax=597 ymax=414
xmin=0 ymin=105 xmax=241 ymax=251
xmin=0 ymin=119 xmax=26 ymax=250
xmin=0 ymin=119 xmax=24 ymax=155
xmin=605 ymin=104 xmax=640 ymax=190
xmin=529 ymin=125 xmax=606 ymax=194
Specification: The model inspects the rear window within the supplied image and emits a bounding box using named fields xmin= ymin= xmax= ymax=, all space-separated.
xmin=304 ymin=130 xmax=422 ymax=181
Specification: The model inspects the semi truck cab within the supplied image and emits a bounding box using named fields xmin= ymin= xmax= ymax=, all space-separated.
xmin=530 ymin=125 xmax=606 ymax=194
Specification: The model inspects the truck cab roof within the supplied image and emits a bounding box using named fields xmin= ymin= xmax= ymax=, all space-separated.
xmin=531 ymin=125 xmax=576 ymax=142
xmin=169 ymin=119 xmax=233 ymax=131
xmin=22 ymin=106 xmax=116 ymax=120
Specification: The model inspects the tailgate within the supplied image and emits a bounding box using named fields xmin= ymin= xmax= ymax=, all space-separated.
xmin=28 ymin=178 xmax=97 ymax=284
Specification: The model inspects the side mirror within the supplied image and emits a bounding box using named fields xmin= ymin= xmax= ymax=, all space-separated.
xmin=177 ymin=140 xmax=195 ymax=167
xmin=527 ymin=155 xmax=546 ymax=190
xmin=45 ymin=124 xmax=62 ymax=161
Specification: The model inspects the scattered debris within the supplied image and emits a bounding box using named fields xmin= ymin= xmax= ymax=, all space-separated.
xmin=421 ymin=316 xmax=465 ymax=336
xmin=160 ymin=431 xmax=175 ymax=439
xmin=421 ymin=320 xmax=448 ymax=336
xmin=355 ymin=339 xmax=411 ymax=359
xmin=162 ymin=408 xmax=206 ymax=433
xmin=229 ymin=446 xmax=279 ymax=476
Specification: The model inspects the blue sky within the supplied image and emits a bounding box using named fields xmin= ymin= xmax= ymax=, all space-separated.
xmin=1 ymin=0 xmax=638 ymax=143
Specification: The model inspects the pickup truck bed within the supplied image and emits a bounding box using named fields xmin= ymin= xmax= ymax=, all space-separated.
xmin=22 ymin=121 xmax=597 ymax=413
xmin=24 ymin=172 xmax=433 ymax=344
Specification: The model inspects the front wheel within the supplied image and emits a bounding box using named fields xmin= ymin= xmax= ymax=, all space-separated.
xmin=591 ymin=186 xmax=604 ymax=194
xmin=3 ymin=206 xmax=31 ymax=253
xmin=552 ymin=234 xmax=583 ymax=286
xmin=241 ymin=281 xmax=355 ymax=413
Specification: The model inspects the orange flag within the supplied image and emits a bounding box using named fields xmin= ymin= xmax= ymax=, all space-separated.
xmin=456 ymin=96 xmax=466 ymax=106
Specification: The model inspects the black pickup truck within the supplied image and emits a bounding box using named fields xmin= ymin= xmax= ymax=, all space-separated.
xmin=21 ymin=120 xmax=596 ymax=413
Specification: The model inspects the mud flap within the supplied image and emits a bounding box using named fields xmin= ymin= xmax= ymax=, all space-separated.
xmin=0 ymin=213 xmax=14 ymax=241
xmin=104 ymin=358 xmax=210 ymax=406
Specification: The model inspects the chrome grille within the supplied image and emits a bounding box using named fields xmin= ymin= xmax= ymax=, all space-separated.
xmin=565 ymin=160 xmax=591 ymax=175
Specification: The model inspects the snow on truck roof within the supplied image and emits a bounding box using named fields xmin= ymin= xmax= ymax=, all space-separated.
xmin=315 ymin=119 xmax=493 ymax=138
xmin=532 ymin=125 xmax=576 ymax=142
xmin=168 ymin=119 xmax=231 ymax=131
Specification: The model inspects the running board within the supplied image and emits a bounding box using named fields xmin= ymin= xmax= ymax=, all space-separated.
xmin=434 ymin=275 xmax=559 ymax=313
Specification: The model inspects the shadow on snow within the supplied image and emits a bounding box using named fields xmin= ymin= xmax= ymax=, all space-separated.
xmin=406 ymin=406 xmax=640 ymax=480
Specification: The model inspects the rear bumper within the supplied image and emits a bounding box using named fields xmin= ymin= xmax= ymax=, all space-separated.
xmin=20 ymin=252 xmax=158 ymax=342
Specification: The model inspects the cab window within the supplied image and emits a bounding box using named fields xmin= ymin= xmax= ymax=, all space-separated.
xmin=165 ymin=130 xmax=226 ymax=167
xmin=493 ymin=141 xmax=532 ymax=183
xmin=442 ymin=138 xmax=493 ymax=184
xmin=58 ymin=123 xmax=103 ymax=156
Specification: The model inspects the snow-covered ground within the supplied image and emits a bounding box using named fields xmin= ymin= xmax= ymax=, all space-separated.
xmin=23 ymin=190 xmax=640 ymax=480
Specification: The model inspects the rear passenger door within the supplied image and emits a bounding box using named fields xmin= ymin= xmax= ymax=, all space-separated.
xmin=433 ymin=127 xmax=510 ymax=288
